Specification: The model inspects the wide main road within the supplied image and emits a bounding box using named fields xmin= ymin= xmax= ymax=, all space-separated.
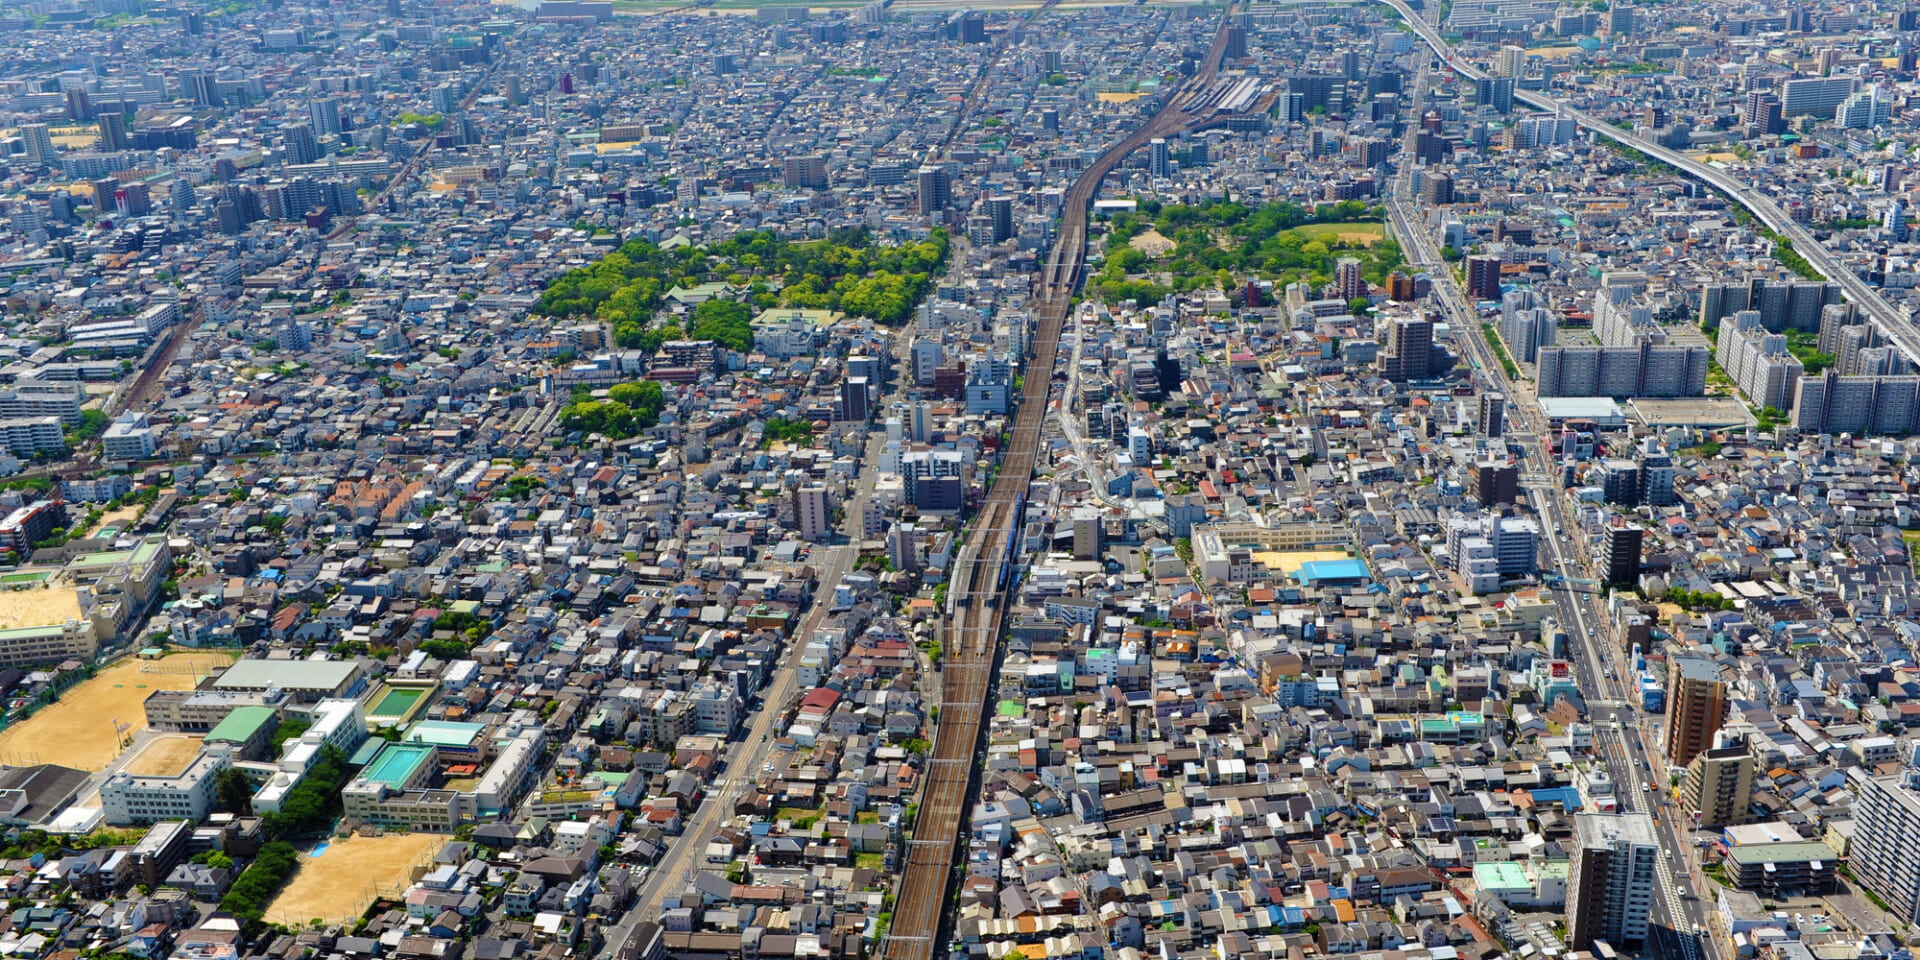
xmin=1376 ymin=0 xmax=1920 ymax=363
xmin=1381 ymin=39 xmax=1715 ymax=960
xmin=878 ymin=14 xmax=1241 ymax=960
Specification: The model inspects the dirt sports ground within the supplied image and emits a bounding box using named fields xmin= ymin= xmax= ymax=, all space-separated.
xmin=265 ymin=833 xmax=443 ymax=927
xmin=0 ymin=586 xmax=83 ymax=631
xmin=0 ymin=652 xmax=236 ymax=769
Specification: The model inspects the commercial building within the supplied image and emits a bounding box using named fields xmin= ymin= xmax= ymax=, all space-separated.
xmin=1566 ymin=812 xmax=1658 ymax=952
xmin=1664 ymin=655 xmax=1727 ymax=767
xmin=1721 ymin=822 xmax=1838 ymax=896
xmin=1847 ymin=769 xmax=1920 ymax=924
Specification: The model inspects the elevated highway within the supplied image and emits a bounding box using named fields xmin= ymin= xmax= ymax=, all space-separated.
xmin=1379 ymin=0 xmax=1919 ymax=361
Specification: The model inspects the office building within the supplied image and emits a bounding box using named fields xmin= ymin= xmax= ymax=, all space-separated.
xmin=839 ymin=375 xmax=870 ymax=422
xmin=1601 ymin=519 xmax=1642 ymax=587
xmin=1421 ymin=173 xmax=1454 ymax=205
xmin=794 ymin=484 xmax=831 ymax=541
xmin=1566 ymin=812 xmax=1658 ymax=952
xmin=1781 ymin=75 xmax=1856 ymax=118
xmin=1478 ymin=391 xmax=1506 ymax=437
xmin=1847 ymin=768 xmax=1920 ymax=924
xmin=1716 ymin=311 xmax=1803 ymax=412
xmin=186 ymin=71 xmax=220 ymax=107
xmin=1665 ymin=655 xmax=1727 ymax=767
xmin=1682 ymin=739 xmax=1754 ymax=827
xmin=1469 ymin=461 xmax=1517 ymax=507
xmin=916 ymin=165 xmax=950 ymax=216
xmin=1377 ymin=316 xmax=1434 ymax=381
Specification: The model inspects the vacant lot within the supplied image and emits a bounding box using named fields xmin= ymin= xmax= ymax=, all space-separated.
xmin=121 ymin=735 xmax=204 ymax=776
xmin=264 ymin=833 xmax=443 ymax=927
xmin=0 ymin=653 xmax=235 ymax=769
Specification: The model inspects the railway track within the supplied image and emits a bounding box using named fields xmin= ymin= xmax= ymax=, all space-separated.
xmin=878 ymin=12 xmax=1236 ymax=960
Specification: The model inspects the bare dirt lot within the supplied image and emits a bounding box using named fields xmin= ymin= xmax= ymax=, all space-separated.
xmin=265 ymin=832 xmax=444 ymax=927
xmin=0 ymin=653 xmax=235 ymax=769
